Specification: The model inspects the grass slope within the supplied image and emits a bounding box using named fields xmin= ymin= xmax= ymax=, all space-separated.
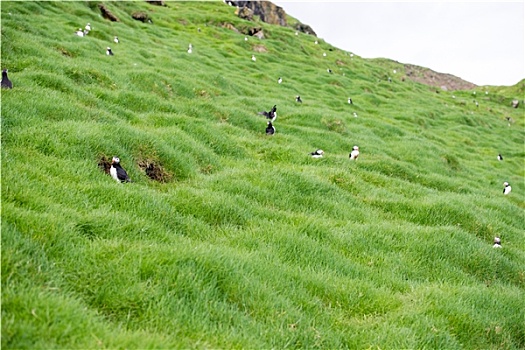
xmin=2 ymin=1 xmax=524 ymax=349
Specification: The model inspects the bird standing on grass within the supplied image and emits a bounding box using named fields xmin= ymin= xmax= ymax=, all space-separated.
xmin=503 ymin=182 xmax=511 ymax=195
xmin=278 ymin=77 xmax=282 ymax=84
xmin=497 ymin=154 xmax=503 ymax=161
xmin=348 ymin=97 xmax=353 ymax=104
xmin=493 ymin=237 xmax=502 ymax=248
xmin=310 ymin=149 xmax=324 ymax=158
xmin=1 ymin=69 xmax=13 ymax=89
xmin=349 ymin=146 xmax=360 ymax=160
xmin=258 ymin=105 xmax=277 ymax=122
xmin=110 ymin=157 xmax=131 ymax=183
xmin=187 ymin=43 xmax=193 ymax=54
xmin=75 ymin=28 xmax=85 ymax=37
xmin=106 ymin=47 xmax=114 ymax=56
xmin=266 ymin=121 xmax=275 ymax=135
xmin=114 ymin=36 xmax=119 ymax=44
xmin=85 ymin=23 xmax=91 ymax=31
xmin=296 ymin=96 xmax=302 ymax=103
xmin=252 ymin=55 xmax=256 ymax=62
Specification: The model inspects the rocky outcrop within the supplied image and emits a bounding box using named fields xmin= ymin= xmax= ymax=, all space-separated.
xmin=404 ymin=64 xmax=477 ymax=91
xmin=145 ymin=0 xmax=166 ymax=6
xmin=132 ymin=11 xmax=152 ymax=23
xmin=295 ymin=23 xmax=317 ymax=36
xmin=99 ymin=4 xmax=119 ymax=22
xmin=235 ymin=6 xmax=254 ymax=21
xmin=233 ymin=1 xmax=287 ymax=26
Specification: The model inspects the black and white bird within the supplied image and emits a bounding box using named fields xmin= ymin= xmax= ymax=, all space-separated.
xmin=75 ymin=28 xmax=85 ymax=37
xmin=106 ymin=47 xmax=114 ymax=56
xmin=110 ymin=157 xmax=131 ymax=183
xmin=327 ymin=68 xmax=332 ymax=74
xmin=323 ymin=52 xmax=327 ymax=57
xmin=348 ymin=97 xmax=353 ymax=104
xmin=266 ymin=121 xmax=275 ymax=135
xmin=258 ymin=105 xmax=277 ymax=122
xmin=503 ymin=182 xmax=511 ymax=195
xmin=251 ymin=54 xmax=256 ymax=62
xmin=114 ymin=36 xmax=119 ymax=44
xmin=278 ymin=77 xmax=282 ymax=84
xmin=314 ymin=40 xmax=318 ymax=45
xmin=85 ymin=23 xmax=91 ymax=31
xmin=493 ymin=237 xmax=502 ymax=248
xmin=310 ymin=149 xmax=324 ymax=158
xmin=187 ymin=43 xmax=193 ymax=54
xmin=295 ymin=95 xmax=302 ymax=103
xmin=1 ymin=69 xmax=13 ymax=89
xmin=244 ymin=36 xmax=248 ymax=41
xmin=497 ymin=154 xmax=503 ymax=161
xmin=353 ymin=112 xmax=358 ymax=118
xmin=349 ymin=146 xmax=359 ymax=160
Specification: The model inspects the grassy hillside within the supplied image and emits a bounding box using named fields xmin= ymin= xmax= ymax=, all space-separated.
xmin=1 ymin=1 xmax=524 ymax=348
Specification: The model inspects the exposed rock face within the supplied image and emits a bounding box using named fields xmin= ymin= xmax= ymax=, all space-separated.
xmin=236 ymin=6 xmax=254 ymax=21
xmin=295 ymin=23 xmax=317 ymax=36
xmin=146 ymin=0 xmax=166 ymax=6
xmin=404 ymin=64 xmax=477 ymax=91
xmin=233 ymin=1 xmax=287 ymax=26
xmin=132 ymin=11 xmax=152 ymax=23
xmin=98 ymin=4 xmax=119 ymax=22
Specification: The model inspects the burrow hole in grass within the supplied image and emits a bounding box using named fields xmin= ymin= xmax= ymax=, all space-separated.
xmin=98 ymin=154 xmax=173 ymax=183
xmin=137 ymin=158 xmax=173 ymax=183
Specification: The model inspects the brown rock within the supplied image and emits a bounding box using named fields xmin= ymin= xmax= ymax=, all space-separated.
xmin=98 ymin=4 xmax=119 ymax=22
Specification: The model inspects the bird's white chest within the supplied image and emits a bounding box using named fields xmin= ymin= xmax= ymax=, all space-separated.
xmin=110 ymin=166 xmax=119 ymax=182
xmin=504 ymin=186 xmax=512 ymax=195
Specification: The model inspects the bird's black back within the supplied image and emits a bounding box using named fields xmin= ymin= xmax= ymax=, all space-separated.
xmin=1 ymin=70 xmax=12 ymax=89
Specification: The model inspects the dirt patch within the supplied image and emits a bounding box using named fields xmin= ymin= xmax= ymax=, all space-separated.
xmin=252 ymin=44 xmax=267 ymax=53
xmin=404 ymin=64 xmax=477 ymax=91
xmin=138 ymin=159 xmax=172 ymax=183
xmin=98 ymin=155 xmax=112 ymax=175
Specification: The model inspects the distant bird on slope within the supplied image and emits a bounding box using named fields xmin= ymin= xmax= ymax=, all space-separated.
xmin=258 ymin=105 xmax=277 ymax=122
xmin=244 ymin=36 xmax=248 ymax=41
xmin=327 ymin=68 xmax=332 ymax=74
xmin=323 ymin=52 xmax=327 ymax=57
xmin=266 ymin=121 xmax=275 ymax=135
xmin=493 ymin=236 xmax=502 ymax=248
xmin=251 ymin=54 xmax=256 ymax=62
xmin=110 ymin=157 xmax=131 ymax=183
xmin=349 ymin=146 xmax=359 ymax=160
xmin=187 ymin=43 xmax=193 ymax=54
xmin=310 ymin=149 xmax=324 ymax=158
xmin=106 ymin=47 xmax=114 ymax=56
xmin=278 ymin=77 xmax=282 ymax=84
xmin=1 ymin=69 xmax=13 ymax=89
xmin=503 ymin=182 xmax=511 ymax=195
xmin=75 ymin=28 xmax=85 ymax=37
xmin=114 ymin=36 xmax=119 ymax=44
xmin=348 ymin=97 xmax=353 ymax=104
xmin=296 ymin=95 xmax=302 ymax=103
xmin=85 ymin=23 xmax=91 ymax=31
xmin=497 ymin=154 xmax=503 ymax=161
xmin=353 ymin=112 xmax=358 ymax=118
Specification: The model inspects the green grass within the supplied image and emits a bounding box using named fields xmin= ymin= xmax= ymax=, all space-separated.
xmin=2 ymin=1 xmax=524 ymax=348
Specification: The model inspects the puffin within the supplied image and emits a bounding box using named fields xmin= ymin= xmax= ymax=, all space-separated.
xmin=323 ymin=52 xmax=327 ymax=57
xmin=258 ymin=105 xmax=277 ymax=122
xmin=314 ymin=40 xmax=318 ymax=45
xmin=114 ymin=36 xmax=119 ymax=44
xmin=493 ymin=237 xmax=502 ymax=248
xmin=348 ymin=97 xmax=353 ymax=104
xmin=278 ymin=77 xmax=282 ymax=84
xmin=503 ymin=182 xmax=511 ymax=195
xmin=265 ymin=121 xmax=275 ymax=135
xmin=244 ymin=36 xmax=248 ymax=41
xmin=353 ymin=112 xmax=358 ymax=118
xmin=187 ymin=44 xmax=193 ymax=54
xmin=327 ymin=68 xmax=332 ymax=74
xmin=497 ymin=154 xmax=503 ymax=161
xmin=106 ymin=47 xmax=114 ymax=56
xmin=295 ymin=96 xmax=302 ymax=103
xmin=75 ymin=28 xmax=85 ymax=37
xmin=310 ymin=149 xmax=324 ymax=158
xmin=349 ymin=146 xmax=359 ymax=160
xmin=110 ymin=157 xmax=131 ymax=183
xmin=1 ymin=69 xmax=13 ymax=89
xmin=85 ymin=23 xmax=91 ymax=31
xmin=251 ymin=55 xmax=256 ymax=62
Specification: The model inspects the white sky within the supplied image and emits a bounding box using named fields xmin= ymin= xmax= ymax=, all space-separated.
xmin=272 ymin=1 xmax=525 ymax=86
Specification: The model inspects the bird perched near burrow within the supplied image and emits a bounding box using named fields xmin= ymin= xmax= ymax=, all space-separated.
xmin=266 ymin=121 xmax=275 ymax=135
xmin=310 ymin=149 xmax=324 ymax=158
xmin=1 ymin=69 xmax=13 ymax=89
xmin=110 ymin=157 xmax=131 ymax=183
xmin=258 ymin=105 xmax=277 ymax=122
xmin=349 ymin=146 xmax=360 ymax=160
